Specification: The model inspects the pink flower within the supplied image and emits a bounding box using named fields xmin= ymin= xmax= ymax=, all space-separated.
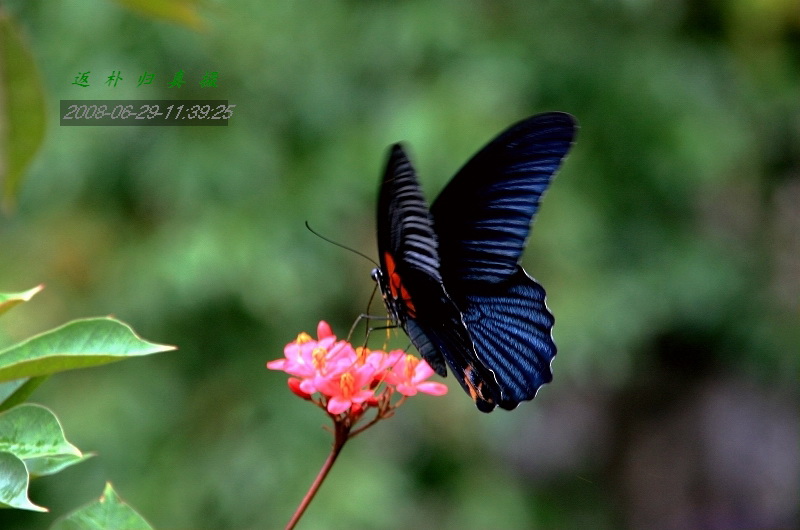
xmin=386 ymin=353 xmax=449 ymax=397
xmin=267 ymin=321 xmax=357 ymax=394
xmin=268 ymin=321 xmax=448 ymax=414
xmin=267 ymin=321 xmax=452 ymax=529
xmin=316 ymin=364 xmax=378 ymax=414
xmin=355 ymin=347 xmax=404 ymax=383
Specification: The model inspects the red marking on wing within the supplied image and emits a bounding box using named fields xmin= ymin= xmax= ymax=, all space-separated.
xmin=462 ymin=365 xmax=494 ymax=406
xmin=383 ymin=251 xmax=416 ymax=317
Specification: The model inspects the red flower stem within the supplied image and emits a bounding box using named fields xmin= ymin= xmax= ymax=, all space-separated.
xmin=285 ymin=421 xmax=351 ymax=530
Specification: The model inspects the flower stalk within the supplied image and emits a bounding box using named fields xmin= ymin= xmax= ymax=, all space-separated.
xmin=285 ymin=420 xmax=350 ymax=530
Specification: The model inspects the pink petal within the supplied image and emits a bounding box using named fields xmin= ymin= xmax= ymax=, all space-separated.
xmin=395 ymin=383 xmax=419 ymax=397
xmin=363 ymin=350 xmax=401 ymax=371
xmin=415 ymin=382 xmax=448 ymax=396
xmin=266 ymin=359 xmax=286 ymax=370
xmin=412 ymin=361 xmax=435 ymax=380
xmin=352 ymin=365 xmax=378 ymax=385
xmin=386 ymin=350 xmax=406 ymax=363
xmin=299 ymin=379 xmax=318 ymax=394
xmin=326 ymin=397 xmax=351 ymax=414
xmin=351 ymin=389 xmax=376 ymax=403
xmin=328 ymin=341 xmax=357 ymax=362
xmin=317 ymin=336 xmax=336 ymax=350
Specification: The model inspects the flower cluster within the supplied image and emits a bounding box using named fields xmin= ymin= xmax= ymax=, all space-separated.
xmin=268 ymin=320 xmax=448 ymax=529
xmin=267 ymin=321 xmax=447 ymax=417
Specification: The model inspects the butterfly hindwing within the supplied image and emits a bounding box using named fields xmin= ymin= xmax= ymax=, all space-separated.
xmin=457 ymin=267 xmax=556 ymax=410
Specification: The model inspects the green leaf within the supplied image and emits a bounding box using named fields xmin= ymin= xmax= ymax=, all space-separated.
xmin=0 ymin=380 xmax=27 ymax=406
xmin=0 ymin=285 xmax=44 ymax=317
xmin=50 ymin=482 xmax=153 ymax=530
xmin=26 ymin=451 xmax=94 ymax=479
xmin=0 ymin=403 xmax=88 ymax=486
xmin=0 ymin=451 xmax=46 ymax=511
xmin=0 ymin=376 xmax=49 ymax=412
xmin=0 ymin=11 xmax=47 ymax=212
xmin=0 ymin=317 xmax=176 ymax=383
xmin=0 ymin=404 xmax=82 ymax=461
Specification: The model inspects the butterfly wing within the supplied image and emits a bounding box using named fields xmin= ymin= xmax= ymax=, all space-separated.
xmin=459 ymin=268 xmax=556 ymax=409
xmin=377 ymin=144 xmax=441 ymax=288
xmin=430 ymin=112 xmax=577 ymax=409
xmin=376 ymin=145 xmax=503 ymax=410
xmin=432 ymin=112 xmax=577 ymax=282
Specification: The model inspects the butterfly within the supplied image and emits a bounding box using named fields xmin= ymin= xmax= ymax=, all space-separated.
xmin=371 ymin=112 xmax=577 ymax=412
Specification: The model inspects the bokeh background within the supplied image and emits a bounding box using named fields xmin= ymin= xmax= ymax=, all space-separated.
xmin=1 ymin=1 xmax=798 ymax=528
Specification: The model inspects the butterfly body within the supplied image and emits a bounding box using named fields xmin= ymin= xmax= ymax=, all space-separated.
xmin=373 ymin=112 xmax=577 ymax=412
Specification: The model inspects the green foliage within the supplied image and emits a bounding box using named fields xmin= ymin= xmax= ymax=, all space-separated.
xmin=0 ymin=10 xmax=46 ymax=211
xmin=0 ymin=317 xmax=176 ymax=383
xmin=0 ymin=287 xmax=171 ymax=525
xmin=0 ymin=450 xmax=44 ymax=511
xmin=0 ymin=404 xmax=87 ymax=479
xmin=51 ymin=483 xmax=152 ymax=530
xmin=0 ymin=285 xmax=43 ymax=317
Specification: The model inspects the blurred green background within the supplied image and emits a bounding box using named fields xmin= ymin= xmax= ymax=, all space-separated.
xmin=1 ymin=0 xmax=798 ymax=528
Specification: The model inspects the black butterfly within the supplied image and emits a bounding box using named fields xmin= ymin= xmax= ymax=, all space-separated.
xmin=371 ymin=112 xmax=577 ymax=412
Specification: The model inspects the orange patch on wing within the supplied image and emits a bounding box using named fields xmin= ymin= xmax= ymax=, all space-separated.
xmin=383 ymin=252 xmax=416 ymax=317
xmin=462 ymin=365 xmax=481 ymax=401
xmin=462 ymin=365 xmax=493 ymax=405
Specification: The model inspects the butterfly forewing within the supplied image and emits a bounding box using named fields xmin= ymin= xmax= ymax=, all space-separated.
xmin=377 ymin=145 xmax=441 ymax=284
xmin=376 ymin=144 xmax=503 ymax=408
xmin=431 ymin=112 xmax=577 ymax=283
xmin=425 ymin=113 xmax=575 ymax=409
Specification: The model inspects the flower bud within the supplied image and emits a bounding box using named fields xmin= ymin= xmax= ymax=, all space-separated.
xmin=288 ymin=377 xmax=313 ymax=400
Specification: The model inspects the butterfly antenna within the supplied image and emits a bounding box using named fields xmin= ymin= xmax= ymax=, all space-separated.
xmin=305 ymin=221 xmax=395 ymax=347
xmin=304 ymin=221 xmax=379 ymax=268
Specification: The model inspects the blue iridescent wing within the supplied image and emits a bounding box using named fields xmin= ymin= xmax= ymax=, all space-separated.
xmin=459 ymin=267 xmax=556 ymax=409
xmin=430 ymin=112 xmax=576 ymax=409
xmin=431 ymin=112 xmax=576 ymax=283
